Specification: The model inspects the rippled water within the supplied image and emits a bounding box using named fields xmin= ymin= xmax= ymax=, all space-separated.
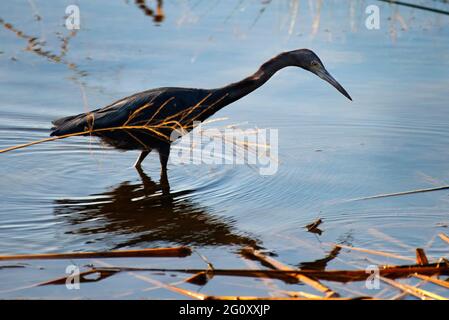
xmin=1 ymin=0 xmax=449 ymax=298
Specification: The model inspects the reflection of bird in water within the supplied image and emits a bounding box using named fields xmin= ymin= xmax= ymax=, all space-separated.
xmin=53 ymin=167 xmax=260 ymax=249
xmin=51 ymin=49 xmax=351 ymax=180
xmin=298 ymin=246 xmax=341 ymax=271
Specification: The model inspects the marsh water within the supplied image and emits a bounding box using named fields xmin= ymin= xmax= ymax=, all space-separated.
xmin=0 ymin=0 xmax=449 ymax=299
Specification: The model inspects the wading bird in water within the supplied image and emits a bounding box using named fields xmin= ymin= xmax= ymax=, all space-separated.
xmin=51 ymin=49 xmax=351 ymax=181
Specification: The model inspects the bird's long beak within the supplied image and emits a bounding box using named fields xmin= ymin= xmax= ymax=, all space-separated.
xmin=317 ymin=69 xmax=352 ymax=101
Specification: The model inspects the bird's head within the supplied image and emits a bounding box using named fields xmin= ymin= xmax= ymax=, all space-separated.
xmin=288 ymin=49 xmax=352 ymax=101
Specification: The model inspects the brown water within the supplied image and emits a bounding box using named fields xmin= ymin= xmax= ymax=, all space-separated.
xmin=0 ymin=0 xmax=449 ymax=299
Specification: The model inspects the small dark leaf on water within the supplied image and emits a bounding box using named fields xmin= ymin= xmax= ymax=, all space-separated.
xmin=185 ymin=272 xmax=209 ymax=286
xmin=308 ymin=227 xmax=323 ymax=235
xmin=305 ymin=218 xmax=323 ymax=235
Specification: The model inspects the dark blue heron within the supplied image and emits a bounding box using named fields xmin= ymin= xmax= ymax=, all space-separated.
xmin=51 ymin=49 xmax=351 ymax=180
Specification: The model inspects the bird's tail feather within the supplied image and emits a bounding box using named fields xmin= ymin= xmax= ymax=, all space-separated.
xmin=50 ymin=113 xmax=90 ymax=137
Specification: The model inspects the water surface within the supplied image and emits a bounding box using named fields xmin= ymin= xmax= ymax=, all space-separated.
xmin=1 ymin=0 xmax=449 ymax=298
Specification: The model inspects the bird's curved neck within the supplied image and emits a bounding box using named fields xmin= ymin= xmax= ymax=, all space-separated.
xmin=218 ymin=52 xmax=292 ymax=106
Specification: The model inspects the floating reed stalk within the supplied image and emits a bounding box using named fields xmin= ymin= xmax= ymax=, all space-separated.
xmin=69 ymin=263 xmax=449 ymax=283
xmin=0 ymin=246 xmax=192 ymax=261
xmin=348 ymin=185 xmax=449 ymax=201
xmin=334 ymin=243 xmax=415 ymax=262
xmin=415 ymin=248 xmax=429 ymax=265
xmin=241 ymin=247 xmax=337 ymax=296
xmin=380 ymin=276 xmax=447 ymax=300
xmin=413 ymin=274 xmax=449 ymax=290
xmin=439 ymin=233 xmax=449 ymax=245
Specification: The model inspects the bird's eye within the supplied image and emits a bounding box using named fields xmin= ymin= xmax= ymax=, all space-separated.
xmin=311 ymin=60 xmax=319 ymax=67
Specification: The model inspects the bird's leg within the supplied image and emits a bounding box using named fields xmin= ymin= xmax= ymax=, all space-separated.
xmin=160 ymin=174 xmax=170 ymax=195
xmin=134 ymin=150 xmax=151 ymax=168
xmin=158 ymin=144 xmax=170 ymax=184
xmin=135 ymin=164 xmax=151 ymax=184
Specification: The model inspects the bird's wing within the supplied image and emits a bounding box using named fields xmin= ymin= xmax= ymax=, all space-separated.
xmin=50 ymin=88 xmax=213 ymax=137
xmin=50 ymin=89 xmax=166 ymax=136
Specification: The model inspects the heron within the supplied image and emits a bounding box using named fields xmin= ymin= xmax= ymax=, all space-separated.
xmin=51 ymin=49 xmax=351 ymax=180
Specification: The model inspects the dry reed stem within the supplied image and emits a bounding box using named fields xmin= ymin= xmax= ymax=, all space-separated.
xmin=380 ymin=276 xmax=447 ymax=300
xmin=334 ymin=243 xmax=415 ymax=262
xmin=415 ymin=248 xmax=429 ymax=265
xmin=94 ymin=259 xmax=207 ymax=299
xmin=413 ymin=274 xmax=449 ymax=290
xmin=241 ymin=247 xmax=337 ymax=296
xmin=31 ymin=262 xmax=449 ymax=293
xmin=439 ymin=233 xmax=449 ymax=245
xmin=348 ymin=185 xmax=449 ymax=201
xmin=135 ymin=0 xmax=165 ymax=23
xmin=391 ymin=279 xmax=426 ymax=300
xmin=241 ymin=257 xmax=281 ymax=297
xmin=10 ymin=252 xmax=449 ymax=299
xmin=0 ymin=18 xmax=81 ymax=75
xmin=0 ymin=126 xmax=166 ymax=154
xmin=0 ymin=246 xmax=192 ymax=261
xmin=376 ymin=0 xmax=449 ymax=16
xmin=85 ymin=263 xmax=449 ymax=282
